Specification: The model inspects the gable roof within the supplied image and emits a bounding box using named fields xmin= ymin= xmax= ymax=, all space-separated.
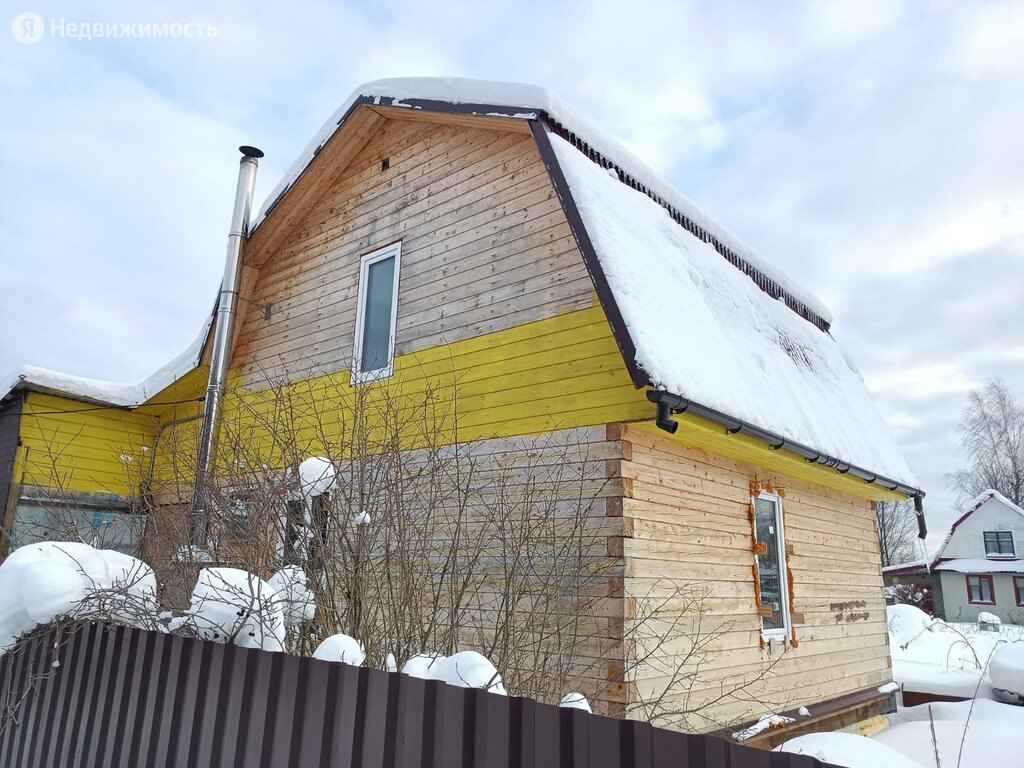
xmin=2 ymin=77 xmax=920 ymax=497
xmin=257 ymin=78 xmax=914 ymax=491
xmin=885 ymin=490 xmax=1024 ymax=573
xmin=930 ymin=489 xmax=1024 ymax=562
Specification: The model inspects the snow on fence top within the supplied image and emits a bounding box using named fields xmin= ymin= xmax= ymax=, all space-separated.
xmin=251 ymin=76 xmax=830 ymax=326
xmin=550 ymin=135 xmax=917 ymax=487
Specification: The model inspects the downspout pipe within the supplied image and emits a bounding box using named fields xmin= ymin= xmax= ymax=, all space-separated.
xmin=646 ymin=389 xmax=926 ymax=503
xmin=190 ymin=145 xmax=264 ymax=548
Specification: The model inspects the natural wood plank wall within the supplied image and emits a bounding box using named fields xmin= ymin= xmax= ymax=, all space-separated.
xmin=235 ymin=117 xmax=592 ymax=386
xmin=617 ymin=423 xmax=891 ymax=732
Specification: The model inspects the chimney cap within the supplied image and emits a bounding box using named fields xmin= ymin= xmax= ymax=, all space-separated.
xmin=239 ymin=145 xmax=265 ymax=159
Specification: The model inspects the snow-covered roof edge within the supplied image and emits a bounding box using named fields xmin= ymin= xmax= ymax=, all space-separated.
xmin=1 ymin=309 xmax=214 ymax=409
xmin=928 ymin=489 xmax=1024 ymax=564
xmin=250 ymin=76 xmax=831 ymax=326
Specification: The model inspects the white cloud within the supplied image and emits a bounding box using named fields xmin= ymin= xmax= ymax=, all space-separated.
xmin=2 ymin=0 xmax=1022 ymax=539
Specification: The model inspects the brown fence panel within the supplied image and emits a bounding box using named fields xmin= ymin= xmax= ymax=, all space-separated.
xmin=0 ymin=623 xmax=837 ymax=767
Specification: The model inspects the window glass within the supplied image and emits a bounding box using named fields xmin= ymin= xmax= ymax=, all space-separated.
xmin=359 ymin=255 xmax=396 ymax=374
xmin=984 ymin=531 xmax=1014 ymax=556
xmin=754 ymin=496 xmax=787 ymax=633
xmin=967 ymin=575 xmax=994 ymax=604
xmin=1015 ymin=576 xmax=1024 ymax=607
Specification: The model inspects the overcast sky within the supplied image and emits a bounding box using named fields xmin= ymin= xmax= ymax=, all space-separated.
xmin=2 ymin=1 xmax=1022 ymax=547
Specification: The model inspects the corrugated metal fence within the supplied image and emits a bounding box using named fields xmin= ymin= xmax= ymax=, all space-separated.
xmin=0 ymin=623 xmax=835 ymax=767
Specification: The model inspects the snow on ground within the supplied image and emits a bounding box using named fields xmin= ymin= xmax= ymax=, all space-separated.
xmin=989 ymin=642 xmax=1024 ymax=695
xmin=776 ymin=731 xmax=921 ymax=768
xmin=778 ymin=700 xmax=1024 ymax=768
xmin=0 ymin=542 xmax=157 ymax=653
xmin=877 ymin=698 xmax=1024 ymax=767
xmin=887 ymin=604 xmax=1024 ymax=698
xmin=779 ymin=606 xmax=1024 ymax=767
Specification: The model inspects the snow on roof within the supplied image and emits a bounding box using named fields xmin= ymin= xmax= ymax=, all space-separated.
xmin=252 ymin=77 xmax=830 ymax=325
xmin=929 ymin=489 xmax=1024 ymax=564
xmin=550 ymin=134 xmax=917 ymax=487
xmin=1 ymin=309 xmax=212 ymax=408
xmin=882 ymin=559 xmax=929 ymax=574
xmin=934 ymin=558 xmax=1024 ymax=574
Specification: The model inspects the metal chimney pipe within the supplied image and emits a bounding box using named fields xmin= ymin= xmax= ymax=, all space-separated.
xmin=190 ymin=145 xmax=264 ymax=548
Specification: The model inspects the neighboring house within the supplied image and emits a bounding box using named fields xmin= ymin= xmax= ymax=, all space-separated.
xmin=0 ymin=78 xmax=923 ymax=736
xmin=885 ymin=490 xmax=1024 ymax=624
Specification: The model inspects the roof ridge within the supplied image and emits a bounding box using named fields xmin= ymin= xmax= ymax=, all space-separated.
xmin=545 ymin=117 xmax=831 ymax=333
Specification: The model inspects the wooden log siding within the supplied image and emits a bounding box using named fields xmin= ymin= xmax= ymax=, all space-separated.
xmin=617 ymin=424 xmax=892 ymax=732
xmin=234 ymin=118 xmax=594 ymax=387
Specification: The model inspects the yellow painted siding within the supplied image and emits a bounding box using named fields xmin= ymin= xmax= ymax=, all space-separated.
xmin=19 ymin=393 xmax=156 ymax=496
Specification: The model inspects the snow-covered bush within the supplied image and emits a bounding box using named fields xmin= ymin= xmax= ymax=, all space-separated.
xmin=559 ymin=692 xmax=591 ymax=712
xmin=312 ymin=633 xmax=365 ymax=666
xmin=267 ymin=567 xmax=315 ymax=628
xmin=402 ymin=651 xmax=506 ymax=694
xmin=0 ymin=542 xmax=157 ymax=654
xmin=184 ymin=568 xmax=285 ymax=652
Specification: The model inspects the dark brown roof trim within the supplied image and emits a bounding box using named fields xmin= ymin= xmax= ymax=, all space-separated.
xmin=544 ymin=117 xmax=830 ymax=332
xmin=260 ymin=96 xmax=545 ymax=222
xmin=263 ymin=93 xmax=829 ymax=332
xmin=530 ymin=119 xmax=648 ymax=389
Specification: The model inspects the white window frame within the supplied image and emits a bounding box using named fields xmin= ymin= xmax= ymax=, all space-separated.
xmin=754 ymin=491 xmax=792 ymax=640
xmin=983 ymin=530 xmax=1015 ymax=559
xmin=352 ymin=242 xmax=402 ymax=384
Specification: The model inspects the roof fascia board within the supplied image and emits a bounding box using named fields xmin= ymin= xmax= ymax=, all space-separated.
xmin=529 ymin=117 xmax=647 ymax=389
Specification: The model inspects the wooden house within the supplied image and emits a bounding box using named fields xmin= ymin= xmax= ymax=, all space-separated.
xmin=885 ymin=490 xmax=1024 ymax=624
xmin=0 ymin=78 xmax=924 ymax=740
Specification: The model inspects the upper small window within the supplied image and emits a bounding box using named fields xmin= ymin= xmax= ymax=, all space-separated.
xmin=753 ymin=492 xmax=790 ymax=638
xmin=353 ymin=242 xmax=401 ymax=383
xmin=984 ymin=530 xmax=1015 ymax=558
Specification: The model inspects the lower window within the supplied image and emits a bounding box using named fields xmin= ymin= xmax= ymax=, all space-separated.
xmin=754 ymin=492 xmax=790 ymax=638
xmin=966 ymin=574 xmax=995 ymax=605
xmin=1014 ymin=576 xmax=1024 ymax=607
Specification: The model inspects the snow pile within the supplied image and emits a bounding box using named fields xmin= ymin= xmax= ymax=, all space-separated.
xmin=550 ymin=135 xmax=916 ymax=486
xmin=731 ymin=713 xmax=794 ymax=741
xmin=989 ymin=643 xmax=1024 ymax=695
xmin=267 ymin=567 xmax=315 ymax=628
xmin=887 ymin=604 xmax=935 ymax=647
xmin=312 ymin=633 xmax=366 ymax=666
xmin=185 ymin=568 xmax=285 ymax=652
xmin=889 ymin=608 xmax=1024 ymax=698
xmin=0 ymin=542 xmax=157 ymax=653
xmin=402 ymin=651 xmax=507 ymax=694
xmin=876 ymin=698 xmax=1024 ymax=766
xmin=558 ymin=692 xmax=591 ymax=712
xmin=299 ymin=457 xmax=336 ymax=502
xmin=977 ymin=611 xmax=1001 ymax=626
xmin=776 ymin=732 xmax=921 ymax=768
